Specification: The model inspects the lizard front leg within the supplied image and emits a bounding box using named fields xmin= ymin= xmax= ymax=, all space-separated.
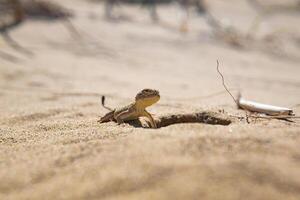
xmin=114 ymin=109 xmax=135 ymax=125
xmin=142 ymin=110 xmax=157 ymax=128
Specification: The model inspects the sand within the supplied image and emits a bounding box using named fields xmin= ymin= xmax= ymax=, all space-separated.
xmin=0 ymin=0 xmax=300 ymax=199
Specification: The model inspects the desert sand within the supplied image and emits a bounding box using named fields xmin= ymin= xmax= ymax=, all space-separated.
xmin=0 ymin=0 xmax=300 ymax=199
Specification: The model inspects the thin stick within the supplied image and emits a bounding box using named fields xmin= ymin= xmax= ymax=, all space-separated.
xmin=249 ymin=115 xmax=300 ymax=119
xmin=216 ymin=60 xmax=238 ymax=104
xmin=62 ymin=18 xmax=82 ymax=39
xmin=0 ymin=49 xmax=21 ymax=62
xmin=1 ymin=32 xmax=34 ymax=56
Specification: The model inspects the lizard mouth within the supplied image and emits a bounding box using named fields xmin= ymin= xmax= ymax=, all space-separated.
xmin=147 ymin=94 xmax=160 ymax=101
xmin=135 ymin=89 xmax=160 ymax=100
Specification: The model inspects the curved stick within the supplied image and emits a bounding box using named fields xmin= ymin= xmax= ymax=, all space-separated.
xmin=155 ymin=112 xmax=232 ymax=128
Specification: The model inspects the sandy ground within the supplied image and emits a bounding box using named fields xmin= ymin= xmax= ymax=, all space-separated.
xmin=1 ymin=0 xmax=300 ymax=199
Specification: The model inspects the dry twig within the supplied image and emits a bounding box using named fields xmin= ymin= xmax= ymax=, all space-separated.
xmin=216 ymin=60 xmax=298 ymax=122
xmin=216 ymin=60 xmax=238 ymax=104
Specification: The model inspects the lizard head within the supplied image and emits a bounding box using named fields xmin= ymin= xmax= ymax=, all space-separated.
xmin=135 ymin=89 xmax=160 ymax=107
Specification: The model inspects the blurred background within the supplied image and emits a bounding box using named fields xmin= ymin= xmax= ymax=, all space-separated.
xmin=1 ymin=0 xmax=300 ymax=104
xmin=1 ymin=0 xmax=300 ymax=106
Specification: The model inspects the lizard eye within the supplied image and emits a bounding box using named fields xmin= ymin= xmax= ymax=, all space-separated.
xmin=143 ymin=89 xmax=151 ymax=92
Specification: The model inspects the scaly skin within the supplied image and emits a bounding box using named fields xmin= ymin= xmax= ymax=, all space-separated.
xmin=98 ymin=89 xmax=160 ymax=128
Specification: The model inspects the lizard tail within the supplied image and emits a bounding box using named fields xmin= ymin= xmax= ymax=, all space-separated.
xmin=98 ymin=110 xmax=115 ymax=123
xmin=98 ymin=95 xmax=115 ymax=123
xmin=101 ymin=96 xmax=113 ymax=111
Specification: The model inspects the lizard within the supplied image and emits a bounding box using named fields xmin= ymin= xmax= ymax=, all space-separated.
xmin=98 ymin=89 xmax=160 ymax=128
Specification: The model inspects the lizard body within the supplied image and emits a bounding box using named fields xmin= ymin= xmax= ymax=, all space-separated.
xmin=98 ymin=89 xmax=160 ymax=128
